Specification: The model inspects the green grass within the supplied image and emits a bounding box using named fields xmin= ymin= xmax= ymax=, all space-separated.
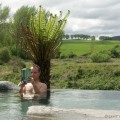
xmin=1 ymin=39 xmax=120 ymax=90
xmin=60 ymin=40 xmax=120 ymax=56
xmin=50 ymin=58 xmax=120 ymax=89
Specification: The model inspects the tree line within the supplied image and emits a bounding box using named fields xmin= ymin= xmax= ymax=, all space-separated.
xmin=63 ymin=34 xmax=113 ymax=40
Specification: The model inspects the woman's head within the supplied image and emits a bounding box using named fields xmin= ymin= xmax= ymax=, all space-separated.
xmin=30 ymin=64 xmax=41 ymax=80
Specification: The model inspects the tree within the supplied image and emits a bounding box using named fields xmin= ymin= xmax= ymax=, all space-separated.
xmin=63 ymin=34 xmax=69 ymax=39
xmin=99 ymin=36 xmax=112 ymax=40
xmin=0 ymin=4 xmax=11 ymax=46
xmin=13 ymin=6 xmax=36 ymax=30
xmin=11 ymin=6 xmax=36 ymax=58
xmin=16 ymin=6 xmax=70 ymax=89
xmin=0 ymin=4 xmax=10 ymax=24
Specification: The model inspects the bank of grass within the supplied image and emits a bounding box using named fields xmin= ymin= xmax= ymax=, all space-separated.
xmin=1 ymin=57 xmax=120 ymax=90
xmin=50 ymin=58 xmax=120 ymax=90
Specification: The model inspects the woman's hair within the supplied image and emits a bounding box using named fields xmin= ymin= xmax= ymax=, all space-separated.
xmin=31 ymin=63 xmax=41 ymax=72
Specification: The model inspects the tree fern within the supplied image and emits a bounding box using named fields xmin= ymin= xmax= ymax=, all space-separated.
xmin=18 ymin=6 xmax=70 ymax=88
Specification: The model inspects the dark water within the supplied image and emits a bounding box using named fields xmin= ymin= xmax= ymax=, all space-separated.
xmin=0 ymin=89 xmax=120 ymax=120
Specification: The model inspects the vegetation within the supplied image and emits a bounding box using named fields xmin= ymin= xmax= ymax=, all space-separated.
xmin=50 ymin=58 xmax=120 ymax=90
xmin=1 ymin=39 xmax=120 ymax=90
xmin=0 ymin=47 xmax=11 ymax=64
xmin=90 ymin=50 xmax=111 ymax=63
xmin=1 ymin=4 xmax=120 ymax=90
xmin=1 ymin=57 xmax=120 ymax=90
xmin=15 ymin=6 xmax=70 ymax=89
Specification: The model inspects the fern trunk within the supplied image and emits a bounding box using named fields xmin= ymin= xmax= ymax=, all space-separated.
xmin=35 ymin=59 xmax=51 ymax=89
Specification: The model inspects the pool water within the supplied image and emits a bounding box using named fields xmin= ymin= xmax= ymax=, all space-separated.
xmin=0 ymin=89 xmax=120 ymax=120
xmin=50 ymin=89 xmax=120 ymax=110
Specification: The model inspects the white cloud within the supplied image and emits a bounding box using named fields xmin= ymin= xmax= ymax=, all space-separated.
xmin=1 ymin=0 xmax=120 ymax=36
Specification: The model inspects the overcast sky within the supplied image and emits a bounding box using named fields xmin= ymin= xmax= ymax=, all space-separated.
xmin=1 ymin=0 xmax=120 ymax=36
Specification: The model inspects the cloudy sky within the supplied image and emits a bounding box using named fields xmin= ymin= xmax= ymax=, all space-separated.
xmin=1 ymin=0 xmax=120 ymax=36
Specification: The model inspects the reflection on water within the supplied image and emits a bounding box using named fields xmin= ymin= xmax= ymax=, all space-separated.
xmin=0 ymin=90 xmax=120 ymax=120
xmin=0 ymin=92 xmax=22 ymax=120
xmin=0 ymin=91 xmax=50 ymax=120
xmin=21 ymin=98 xmax=50 ymax=112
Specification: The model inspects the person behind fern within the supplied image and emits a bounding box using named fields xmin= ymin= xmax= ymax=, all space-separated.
xmin=19 ymin=64 xmax=47 ymax=99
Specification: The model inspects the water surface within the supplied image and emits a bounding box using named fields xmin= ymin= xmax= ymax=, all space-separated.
xmin=0 ymin=89 xmax=120 ymax=120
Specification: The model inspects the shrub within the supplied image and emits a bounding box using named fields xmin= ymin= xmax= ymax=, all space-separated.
xmin=75 ymin=67 xmax=85 ymax=79
xmin=110 ymin=45 xmax=120 ymax=58
xmin=54 ymin=51 xmax=61 ymax=58
xmin=67 ymin=52 xmax=77 ymax=58
xmin=90 ymin=50 xmax=111 ymax=63
xmin=10 ymin=45 xmax=18 ymax=56
xmin=59 ymin=53 xmax=66 ymax=59
xmin=113 ymin=70 xmax=120 ymax=77
xmin=0 ymin=47 xmax=11 ymax=63
xmin=10 ymin=45 xmax=30 ymax=60
xmin=55 ymin=51 xmax=77 ymax=59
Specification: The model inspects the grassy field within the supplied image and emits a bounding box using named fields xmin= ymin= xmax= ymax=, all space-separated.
xmin=1 ymin=39 xmax=120 ymax=90
xmin=60 ymin=40 xmax=120 ymax=56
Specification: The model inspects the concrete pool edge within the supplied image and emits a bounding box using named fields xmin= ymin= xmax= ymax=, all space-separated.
xmin=27 ymin=106 xmax=120 ymax=120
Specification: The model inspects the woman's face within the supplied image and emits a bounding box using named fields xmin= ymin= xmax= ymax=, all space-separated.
xmin=31 ymin=67 xmax=40 ymax=80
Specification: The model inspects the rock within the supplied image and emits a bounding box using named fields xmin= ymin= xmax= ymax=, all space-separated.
xmin=27 ymin=106 xmax=120 ymax=120
xmin=0 ymin=81 xmax=19 ymax=91
xmin=27 ymin=106 xmax=86 ymax=120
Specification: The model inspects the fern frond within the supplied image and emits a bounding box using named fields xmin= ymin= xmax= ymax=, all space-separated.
xmin=19 ymin=6 xmax=70 ymax=62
